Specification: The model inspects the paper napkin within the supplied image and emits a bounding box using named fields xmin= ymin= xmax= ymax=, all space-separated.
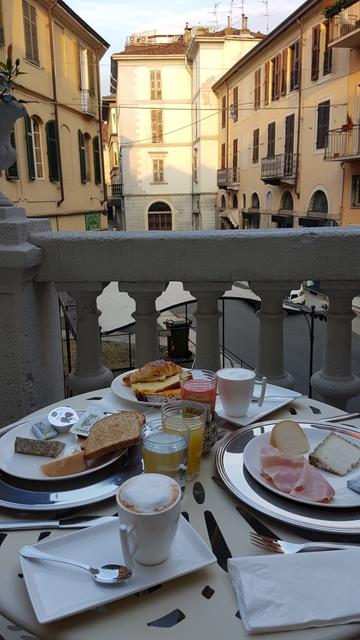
xmin=228 ymin=549 xmax=360 ymax=634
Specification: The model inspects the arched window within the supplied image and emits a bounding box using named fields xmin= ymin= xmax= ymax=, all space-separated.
xmin=250 ymin=193 xmax=260 ymax=209
xmin=25 ymin=115 xmax=44 ymax=179
xmin=280 ymin=190 xmax=294 ymax=211
xmin=242 ymin=193 xmax=246 ymax=209
xmin=308 ymin=190 xmax=328 ymax=214
xmin=220 ymin=195 xmax=226 ymax=210
xmin=148 ymin=201 xmax=172 ymax=230
xmin=265 ymin=190 xmax=272 ymax=211
xmin=233 ymin=194 xmax=238 ymax=209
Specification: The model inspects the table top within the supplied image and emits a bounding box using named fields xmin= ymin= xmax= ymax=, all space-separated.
xmin=1 ymin=388 xmax=360 ymax=640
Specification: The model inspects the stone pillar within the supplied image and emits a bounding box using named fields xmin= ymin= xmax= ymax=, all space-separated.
xmin=121 ymin=283 xmax=166 ymax=367
xmin=311 ymin=282 xmax=360 ymax=408
xmin=62 ymin=284 xmax=113 ymax=394
xmin=252 ymin=282 xmax=294 ymax=388
xmin=0 ymin=207 xmax=64 ymax=427
xmin=185 ymin=283 xmax=230 ymax=371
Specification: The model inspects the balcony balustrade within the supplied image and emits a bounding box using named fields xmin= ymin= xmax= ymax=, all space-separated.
xmin=217 ymin=167 xmax=240 ymax=189
xmin=80 ymin=89 xmax=97 ymax=116
xmin=325 ymin=125 xmax=360 ymax=160
xmin=261 ymin=154 xmax=297 ymax=185
xmin=1 ymin=206 xmax=360 ymax=427
xmin=217 ymin=169 xmax=228 ymax=188
xmin=111 ymin=183 xmax=123 ymax=198
xmin=329 ymin=1 xmax=360 ymax=47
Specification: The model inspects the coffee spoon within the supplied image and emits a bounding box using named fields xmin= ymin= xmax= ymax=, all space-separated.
xmin=20 ymin=545 xmax=132 ymax=584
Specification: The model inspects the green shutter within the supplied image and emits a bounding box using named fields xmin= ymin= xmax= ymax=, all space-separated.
xmin=93 ymin=136 xmax=101 ymax=184
xmin=0 ymin=0 xmax=4 ymax=47
xmin=25 ymin=115 xmax=36 ymax=180
xmin=46 ymin=120 xmax=59 ymax=182
xmin=88 ymin=49 xmax=95 ymax=95
xmin=78 ymin=129 xmax=86 ymax=183
xmin=6 ymin=126 xmax=19 ymax=180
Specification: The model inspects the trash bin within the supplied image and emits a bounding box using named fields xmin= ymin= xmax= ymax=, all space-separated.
xmin=164 ymin=318 xmax=192 ymax=360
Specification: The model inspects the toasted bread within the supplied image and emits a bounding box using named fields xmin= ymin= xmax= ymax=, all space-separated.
xmin=41 ymin=451 xmax=87 ymax=477
xmin=123 ymin=360 xmax=182 ymax=386
xmin=131 ymin=373 xmax=181 ymax=394
xmin=134 ymin=388 xmax=181 ymax=402
xmin=84 ymin=412 xmax=144 ymax=460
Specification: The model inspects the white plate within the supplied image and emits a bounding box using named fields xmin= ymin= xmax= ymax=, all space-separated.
xmin=20 ymin=516 xmax=216 ymax=623
xmin=0 ymin=415 xmax=124 ymax=481
xmin=215 ymin=383 xmax=302 ymax=427
xmin=111 ymin=370 xmax=182 ymax=407
xmin=243 ymin=426 xmax=360 ymax=508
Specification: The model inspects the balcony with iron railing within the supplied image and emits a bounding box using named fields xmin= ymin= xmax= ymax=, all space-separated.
xmin=325 ymin=124 xmax=360 ymax=160
xmin=217 ymin=169 xmax=228 ymax=188
xmin=111 ymin=183 xmax=123 ymax=199
xmin=2 ymin=203 xmax=360 ymax=428
xmin=217 ymin=167 xmax=240 ymax=189
xmin=261 ymin=154 xmax=297 ymax=185
xmin=329 ymin=1 xmax=360 ymax=48
xmin=80 ymin=89 xmax=97 ymax=117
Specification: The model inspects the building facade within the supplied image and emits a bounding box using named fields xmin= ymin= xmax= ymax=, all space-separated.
xmin=213 ymin=0 xmax=350 ymax=229
xmin=102 ymin=94 xmax=122 ymax=228
xmin=0 ymin=0 xmax=109 ymax=231
xmin=112 ymin=23 xmax=263 ymax=231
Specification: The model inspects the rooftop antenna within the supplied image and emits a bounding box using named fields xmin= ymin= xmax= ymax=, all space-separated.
xmin=260 ymin=0 xmax=270 ymax=34
xmin=209 ymin=2 xmax=221 ymax=31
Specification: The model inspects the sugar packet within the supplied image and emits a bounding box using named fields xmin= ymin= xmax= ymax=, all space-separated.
xmin=70 ymin=411 xmax=105 ymax=437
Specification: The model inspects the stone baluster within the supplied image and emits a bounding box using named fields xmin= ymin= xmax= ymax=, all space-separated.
xmin=311 ymin=282 xmax=360 ymax=408
xmin=252 ymin=282 xmax=294 ymax=388
xmin=121 ymin=283 xmax=166 ymax=367
xmin=61 ymin=283 xmax=113 ymax=394
xmin=185 ymin=283 xmax=230 ymax=371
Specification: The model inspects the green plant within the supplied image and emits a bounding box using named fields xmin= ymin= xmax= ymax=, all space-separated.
xmin=0 ymin=44 xmax=25 ymax=102
xmin=324 ymin=0 xmax=358 ymax=18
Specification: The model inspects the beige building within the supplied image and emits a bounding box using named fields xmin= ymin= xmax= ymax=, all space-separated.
xmin=0 ymin=0 xmax=109 ymax=231
xmin=213 ymin=0 xmax=350 ymax=229
xmin=111 ymin=23 xmax=263 ymax=231
xmin=102 ymin=93 xmax=122 ymax=227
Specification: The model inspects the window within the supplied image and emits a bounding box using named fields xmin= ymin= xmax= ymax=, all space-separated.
xmin=6 ymin=126 xmax=19 ymax=180
xmin=351 ymin=176 xmax=360 ymax=207
xmin=23 ymin=1 xmax=39 ymax=65
xmin=0 ymin=0 xmax=4 ymax=47
xmin=284 ymin=114 xmax=295 ymax=174
xmin=254 ymin=69 xmax=261 ymax=110
xmin=280 ymin=191 xmax=294 ymax=211
xmin=252 ymin=128 xmax=259 ymax=164
xmin=84 ymin=133 xmax=91 ymax=181
xmin=150 ymin=70 xmax=162 ymax=100
xmin=323 ymin=21 xmax=332 ymax=75
xmin=46 ymin=120 xmax=60 ymax=182
xmin=232 ymin=138 xmax=238 ymax=181
xmin=316 ymin=100 xmax=330 ymax=149
xmin=220 ymin=195 xmax=226 ymax=210
xmin=264 ymin=61 xmax=270 ymax=105
xmin=281 ymin=49 xmax=287 ymax=96
xmin=267 ymin=122 xmax=276 ymax=158
xmin=152 ymin=158 xmax=164 ymax=183
xmin=221 ymin=95 xmax=227 ymax=128
xmin=151 ymin=109 xmax=163 ymax=143
xmin=148 ymin=202 xmax=172 ymax=230
xmin=78 ymin=130 xmax=86 ymax=183
xmin=271 ymin=54 xmax=281 ymax=101
xmin=233 ymin=194 xmax=238 ymax=209
xmin=193 ymin=148 xmax=198 ymax=182
xmin=93 ymin=136 xmax=101 ymax=184
xmin=232 ymin=86 xmax=238 ymax=122
xmin=250 ymin=193 xmax=260 ymax=209
xmin=311 ymin=25 xmax=321 ymax=81
xmin=290 ymin=40 xmax=301 ymax=91
xmin=308 ymin=190 xmax=328 ymax=213
xmin=221 ymin=142 xmax=226 ymax=170
xmin=25 ymin=115 xmax=43 ymax=179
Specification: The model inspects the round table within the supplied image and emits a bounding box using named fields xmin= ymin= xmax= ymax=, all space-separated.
xmin=0 ymin=389 xmax=359 ymax=640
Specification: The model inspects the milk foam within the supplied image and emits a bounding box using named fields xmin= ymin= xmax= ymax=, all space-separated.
xmin=119 ymin=473 xmax=179 ymax=514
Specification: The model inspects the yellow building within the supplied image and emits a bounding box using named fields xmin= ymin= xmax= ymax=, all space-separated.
xmin=0 ymin=0 xmax=109 ymax=231
xmin=213 ymin=0 xmax=351 ymax=229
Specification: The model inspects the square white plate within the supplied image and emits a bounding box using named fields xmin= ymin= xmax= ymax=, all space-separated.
xmin=20 ymin=516 xmax=216 ymax=624
xmin=215 ymin=383 xmax=302 ymax=427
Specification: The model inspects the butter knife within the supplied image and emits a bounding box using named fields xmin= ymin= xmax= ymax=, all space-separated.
xmin=0 ymin=515 xmax=117 ymax=531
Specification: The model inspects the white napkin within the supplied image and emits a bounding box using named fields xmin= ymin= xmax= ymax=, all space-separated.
xmin=228 ymin=549 xmax=360 ymax=635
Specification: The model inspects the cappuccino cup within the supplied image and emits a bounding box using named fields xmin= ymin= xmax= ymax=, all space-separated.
xmin=216 ymin=368 xmax=267 ymax=417
xmin=117 ymin=473 xmax=181 ymax=568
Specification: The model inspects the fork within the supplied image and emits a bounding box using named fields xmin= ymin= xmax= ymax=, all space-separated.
xmin=249 ymin=531 xmax=359 ymax=554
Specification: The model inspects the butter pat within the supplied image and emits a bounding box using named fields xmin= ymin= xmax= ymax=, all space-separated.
xmin=347 ymin=475 xmax=360 ymax=494
xmin=31 ymin=420 xmax=57 ymax=440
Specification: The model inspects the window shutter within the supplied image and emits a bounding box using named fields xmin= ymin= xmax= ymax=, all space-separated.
xmin=264 ymin=61 xmax=269 ymax=105
xmin=281 ymin=49 xmax=287 ymax=96
xmin=6 ymin=127 xmax=19 ymax=180
xmin=221 ymin=95 xmax=226 ymax=128
xmin=221 ymin=143 xmax=226 ymax=169
xmin=0 ymin=0 xmax=4 ymax=47
xmin=93 ymin=136 xmax=101 ymax=184
xmin=88 ymin=49 xmax=95 ymax=95
xmin=25 ymin=115 xmax=36 ymax=180
xmin=23 ymin=1 xmax=39 ymax=65
xmin=311 ymin=25 xmax=320 ymax=81
xmin=232 ymin=86 xmax=238 ymax=122
xmin=254 ymin=69 xmax=261 ymax=109
xmin=267 ymin=122 xmax=276 ymax=157
xmin=78 ymin=129 xmax=86 ymax=183
xmin=46 ymin=120 xmax=60 ymax=182
xmin=316 ymin=100 xmax=330 ymax=149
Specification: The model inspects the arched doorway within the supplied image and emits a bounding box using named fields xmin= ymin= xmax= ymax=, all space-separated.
xmin=220 ymin=194 xmax=226 ymax=210
xmin=300 ymin=190 xmax=330 ymax=227
xmin=271 ymin=190 xmax=294 ymax=228
xmin=309 ymin=190 xmax=328 ymax=214
xmin=233 ymin=194 xmax=238 ymax=209
xmin=243 ymin=192 xmax=260 ymax=229
xmin=148 ymin=201 xmax=172 ymax=230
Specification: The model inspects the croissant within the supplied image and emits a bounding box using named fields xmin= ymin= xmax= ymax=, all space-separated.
xmin=123 ymin=360 xmax=183 ymax=386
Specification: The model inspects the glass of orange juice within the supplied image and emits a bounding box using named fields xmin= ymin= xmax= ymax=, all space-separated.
xmin=161 ymin=401 xmax=206 ymax=480
xmin=142 ymin=420 xmax=189 ymax=493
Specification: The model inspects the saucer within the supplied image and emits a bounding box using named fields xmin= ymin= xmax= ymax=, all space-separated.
xmin=20 ymin=516 xmax=216 ymax=623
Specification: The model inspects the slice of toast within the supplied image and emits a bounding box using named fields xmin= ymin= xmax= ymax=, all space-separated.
xmin=83 ymin=412 xmax=144 ymax=460
xmin=41 ymin=451 xmax=87 ymax=477
xmin=309 ymin=432 xmax=360 ymax=476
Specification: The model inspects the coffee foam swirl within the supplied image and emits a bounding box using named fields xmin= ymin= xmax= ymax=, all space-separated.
xmin=119 ymin=473 xmax=179 ymax=514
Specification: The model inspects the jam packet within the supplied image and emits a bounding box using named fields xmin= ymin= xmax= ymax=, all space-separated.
xmin=70 ymin=411 xmax=104 ymax=437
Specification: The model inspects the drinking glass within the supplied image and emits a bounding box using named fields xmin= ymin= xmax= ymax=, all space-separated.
xmin=180 ymin=369 xmax=218 ymax=452
xmin=161 ymin=401 xmax=206 ymax=480
xmin=142 ymin=419 xmax=189 ymax=492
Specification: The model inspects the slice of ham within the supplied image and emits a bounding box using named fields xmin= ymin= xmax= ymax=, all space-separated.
xmin=260 ymin=445 xmax=335 ymax=503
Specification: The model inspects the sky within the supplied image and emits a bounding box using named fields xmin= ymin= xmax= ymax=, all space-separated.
xmin=69 ymin=0 xmax=302 ymax=94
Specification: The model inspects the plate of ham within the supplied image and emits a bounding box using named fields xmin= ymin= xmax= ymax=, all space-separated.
xmin=243 ymin=426 xmax=360 ymax=508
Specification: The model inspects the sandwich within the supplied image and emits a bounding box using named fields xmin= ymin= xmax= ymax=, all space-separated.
xmin=123 ymin=360 xmax=184 ymax=402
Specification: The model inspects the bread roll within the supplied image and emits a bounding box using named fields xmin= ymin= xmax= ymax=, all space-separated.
xmin=270 ymin=420 xmax=309 ymax=455
xmin=123 ymin=360 xmax=182 ymax=386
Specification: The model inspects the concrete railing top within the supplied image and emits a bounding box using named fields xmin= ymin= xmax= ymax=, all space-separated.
xmin=29 ymin=228 xmax=360 ymax=286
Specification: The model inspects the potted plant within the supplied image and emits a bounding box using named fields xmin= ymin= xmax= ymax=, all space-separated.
xmin=0 ymin=45 xmax=26 ymax=185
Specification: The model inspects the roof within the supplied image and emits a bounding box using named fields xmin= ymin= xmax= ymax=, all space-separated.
xmin=117 ymin=39 xmax=188 ymax=56
xmin=212 ymin=0 xmax=319 ymax=90
xmin=209 ymin=27 xmax=266 ymax=39
xmin=58 ymin=0 xmax=110 ymax=48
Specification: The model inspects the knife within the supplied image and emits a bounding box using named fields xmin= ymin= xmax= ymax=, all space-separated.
xmin=0 ymin=515 xmax=117 ymax=531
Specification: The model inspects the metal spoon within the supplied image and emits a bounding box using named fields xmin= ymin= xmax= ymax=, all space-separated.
xmin=20 ymin=545 xmax=132 ymax=584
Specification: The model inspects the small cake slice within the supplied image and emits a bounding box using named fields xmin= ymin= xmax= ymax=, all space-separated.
xmin=309 ymin=433 xmax=360 ymax=476
xmin=270 ymin=420 xmax=309 ymax=455
xmin=14 ymin=437 xmax=65 ymax=458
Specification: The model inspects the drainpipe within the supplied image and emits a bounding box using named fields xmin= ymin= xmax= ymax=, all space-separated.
xmin=294 ymin=18 xmax=303 ymax=199
xmin=48 ymin=1 xmax=65 ymax=207
xmin=95 ymin=44 xmax=107 ymax=206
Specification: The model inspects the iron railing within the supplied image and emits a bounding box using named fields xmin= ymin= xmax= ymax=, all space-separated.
xmin=325 ymin=125 xmax=360 ymax=160
xmin=261 ymin=153 xmax=297 ymax=180
xmin=330 ymin=1 xmax=360 ymax=42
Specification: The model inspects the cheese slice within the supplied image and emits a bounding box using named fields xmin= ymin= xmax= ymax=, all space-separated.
xmin=131 ymin=373 xmax=181 ymax=393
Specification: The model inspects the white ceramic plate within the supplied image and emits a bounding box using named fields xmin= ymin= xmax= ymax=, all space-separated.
xmin=215 ymin=383 xmax=302 ymax=427
xmin=20 ymin=516 xmax=216 ymax=624
xmin=243 ymin=426 xmax=360 ymax=508
xmin=111 ymin=370 xmax=183 ymax=407
xmin=0 ymin=415 xmax=125 ymax=481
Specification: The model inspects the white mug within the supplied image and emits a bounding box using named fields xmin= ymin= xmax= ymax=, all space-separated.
xmin=117 ymin=473 xmax=181 ymax=569
xmin=216 ymin=368 xmax=267 ymax=417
